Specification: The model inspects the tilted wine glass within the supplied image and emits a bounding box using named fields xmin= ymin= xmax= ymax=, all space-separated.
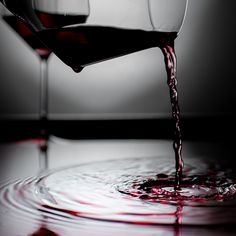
xmin=0 ymin=0 xmax=187 ymax=69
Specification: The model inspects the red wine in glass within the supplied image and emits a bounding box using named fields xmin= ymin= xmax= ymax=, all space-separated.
xmin=36 ymin=26 xmax=177 ymax=71
xmin=3 ymin=15 xmax=51 ymax=59
xmin=35 ymin=10 xmax=88 ymax=29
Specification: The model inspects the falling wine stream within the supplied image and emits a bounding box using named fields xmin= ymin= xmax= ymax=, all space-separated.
xmin=161 ymin=42 xmax=183 ymax=190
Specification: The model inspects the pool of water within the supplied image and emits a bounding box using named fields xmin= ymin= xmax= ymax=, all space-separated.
xmin=0 ymin=138 xmax=236 ymax=235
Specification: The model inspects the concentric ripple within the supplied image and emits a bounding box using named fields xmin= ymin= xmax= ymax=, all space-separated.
xmin=1 ymin=156 xmax=236 ymax=230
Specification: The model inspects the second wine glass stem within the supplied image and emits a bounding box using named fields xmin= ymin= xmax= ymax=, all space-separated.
xmin=39 ymin=58 xmax=49 ymax=121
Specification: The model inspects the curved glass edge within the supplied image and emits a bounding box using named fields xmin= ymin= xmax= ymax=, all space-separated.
xmin=177 ymin=0 xmax=188 ymax=36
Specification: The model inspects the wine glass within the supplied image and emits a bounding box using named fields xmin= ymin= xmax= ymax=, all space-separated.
xmin=0 ymin=0 xmax=187 ymax=70
xmin=1 ymin=6 xmax=51 ymax=136
xmin=1 ymin=7 xmax=52 ymax=174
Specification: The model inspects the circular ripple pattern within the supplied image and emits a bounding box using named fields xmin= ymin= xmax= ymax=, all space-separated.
xmin=1 ymin=157 xmax=236 ymax=229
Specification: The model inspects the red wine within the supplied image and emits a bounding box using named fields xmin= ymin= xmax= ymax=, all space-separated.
xmin=3 ymin=15 xmax=51 ymax=59
xmin=37 ymin=26 xmax=177 ymax=72
xmin=161 ymin=44 xmax=183 ymax=190
xmin=1 ymin=157 xmax=236 ymax=231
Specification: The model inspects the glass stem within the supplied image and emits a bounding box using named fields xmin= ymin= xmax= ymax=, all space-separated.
xmin=39 ymin=58 xmax=49 ymax=121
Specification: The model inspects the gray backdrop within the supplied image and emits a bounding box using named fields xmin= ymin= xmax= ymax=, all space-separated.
xmin=0 ymin=0 xmax=235 ymax=119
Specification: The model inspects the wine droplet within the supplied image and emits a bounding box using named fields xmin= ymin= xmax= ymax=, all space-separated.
xmin=72 ymin=66 xmax=84 ymax=73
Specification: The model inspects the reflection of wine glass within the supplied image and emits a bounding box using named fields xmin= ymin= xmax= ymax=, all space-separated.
xmin=29 ymin=139 xmax=60 ymax=236
xmin=1 ymin=0 xmax=187 ymax=189
xmin=1 ymin=8 xmax=52 ymax=122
